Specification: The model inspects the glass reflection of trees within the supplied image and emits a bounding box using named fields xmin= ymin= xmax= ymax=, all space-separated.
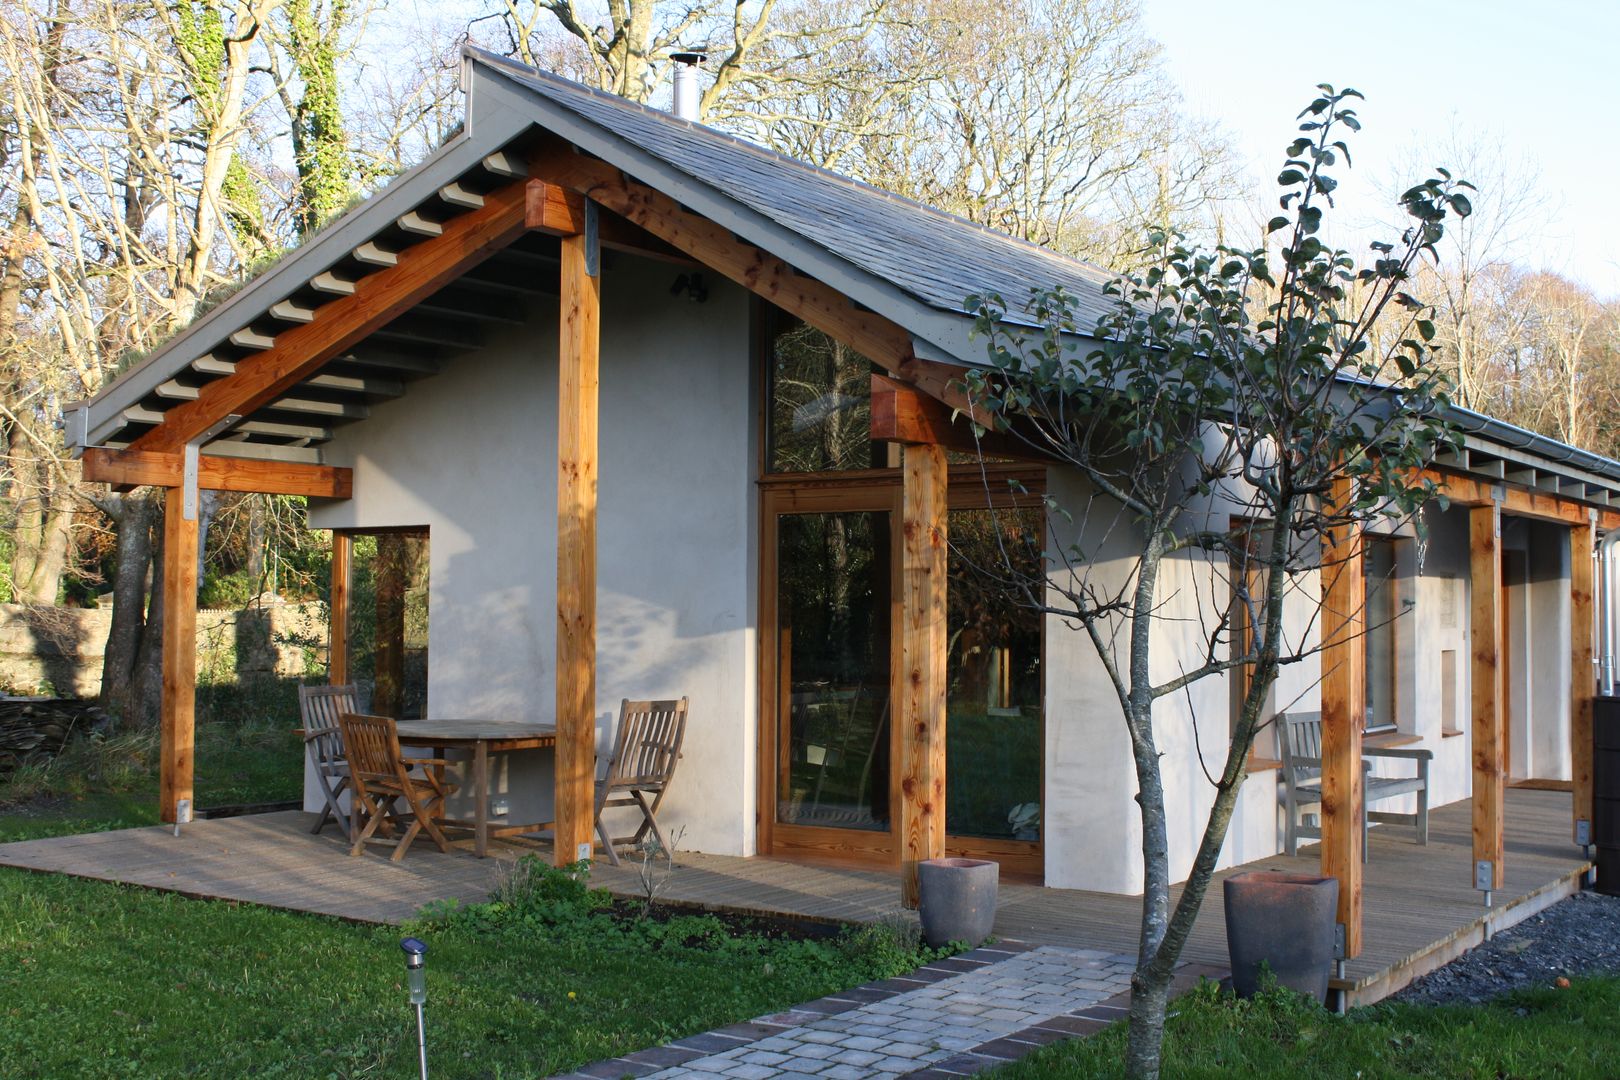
xmin=777 ymin=511 xmax=892 ymax=831
xmin=947 ymin=507 xmax=1044 ymax=840
xmin=768 ymin=318 xmax=885 ymax=473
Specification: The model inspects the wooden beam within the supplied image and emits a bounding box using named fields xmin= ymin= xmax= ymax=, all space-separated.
xmin=81 ymin=447 xmax=352 ymax=498
xmin=1319 ymin=473 xmax=1365 ymax=957
xmin=328 ymin=531 xmax=351 ymax=686
xmin=529 ymin=151 xmax=996 ymax=423
xmin=554 ymin=225 xmax=600 ymax=869
xmin=527 ymin=179 xmax=587 ymax=234
xmin=531 ymin=153 xmax=914 ymax=367
xmin=1470 ymin=502 xmax=1506 ymax=892
xmin=898 ymin=442 xmax=948 ymax=908
xmin=160 ymin=487 xmax=198 ymax=823
xmin=1418 ymin=467 xmax=1620 ymax=531
xmin=128 ymin=180 xmax=531 ymax=454
xmin=871 ymin=375 xmax=1057 ymax=463
xmin=528 ymin=178 xmax=692 ymax=264
xmin=1571 ymin=518 xmax=1596 ymax=844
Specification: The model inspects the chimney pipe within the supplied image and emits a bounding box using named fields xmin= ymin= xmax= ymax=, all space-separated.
xmin=670 ymin=51 xmax=705 ymax=121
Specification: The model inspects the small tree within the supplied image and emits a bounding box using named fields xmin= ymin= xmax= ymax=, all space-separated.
xmin=960 ymin=87 xmax=1469 ymax=1079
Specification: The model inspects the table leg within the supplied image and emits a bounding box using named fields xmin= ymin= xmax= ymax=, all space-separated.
xmin=475 ymin=740 xmax=489 ymax=858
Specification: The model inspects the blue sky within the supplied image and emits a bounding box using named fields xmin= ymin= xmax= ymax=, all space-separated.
xmin=1138 ymin=0 xmax=1620 ymax=296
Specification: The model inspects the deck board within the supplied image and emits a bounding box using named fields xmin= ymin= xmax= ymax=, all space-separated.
xmin=0 ymin=789 xmax=1588 ymax=1003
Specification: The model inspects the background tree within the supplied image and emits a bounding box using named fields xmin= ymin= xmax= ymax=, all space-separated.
xmin=961 ymin=87 xmax=1465 ymax=1079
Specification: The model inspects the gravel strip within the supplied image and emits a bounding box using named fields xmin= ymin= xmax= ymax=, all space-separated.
xmin=1393 ymin=890 xmax=1620 ymax=1005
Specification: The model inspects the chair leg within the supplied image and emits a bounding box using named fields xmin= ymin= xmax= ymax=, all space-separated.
xmin=415 ymin=794 xmax=453 ymax=854
xmin=633 ymin=789 xmax=673 ymax=858
xmin=391 ymin=817 xmax=425 ymax=862
xmin=1284 ymin=793 xmax=1298 ymax=857
xmin=595 ymin=814 xmax=621 ymax=867
xmin=350 ymin=792 xmax=388 ymax=856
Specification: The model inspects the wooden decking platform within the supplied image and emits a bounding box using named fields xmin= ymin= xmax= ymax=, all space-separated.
xmin=0 ymin=789 xmax=1588 ymax=1006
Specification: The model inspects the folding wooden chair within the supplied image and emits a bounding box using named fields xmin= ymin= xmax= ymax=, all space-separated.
xmin=299 ymin=684 xmax=359 ymax=839
xmin=338 ymin=711 xmax=458 ymax=862
xmin=593 ymin=698 xmax=689 ymax=867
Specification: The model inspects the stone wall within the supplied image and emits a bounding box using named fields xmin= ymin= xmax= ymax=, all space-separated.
xmin=0 ymin=601 xmax=328 ymax=698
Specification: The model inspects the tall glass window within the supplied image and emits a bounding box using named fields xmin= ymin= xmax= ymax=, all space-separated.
xmin=1364 ymin=536 xmax=1399 ymax=731
xmin=946 ymin=507 xmax=1044 ymax=840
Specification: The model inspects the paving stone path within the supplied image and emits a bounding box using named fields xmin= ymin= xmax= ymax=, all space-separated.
xmin=551 ymin=941 xmax=1214 ymax=1080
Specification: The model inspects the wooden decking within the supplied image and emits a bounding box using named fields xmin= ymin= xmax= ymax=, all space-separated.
xmin=0 ymin=789 xmax=1589 ymax=1005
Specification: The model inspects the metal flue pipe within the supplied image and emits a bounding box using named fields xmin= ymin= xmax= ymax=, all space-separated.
xmin=670 ymin=52 xmax=706 ymax=121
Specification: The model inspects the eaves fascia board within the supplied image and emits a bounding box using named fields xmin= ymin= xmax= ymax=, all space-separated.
xmin=470 ymin=61 xmax=988 ymax=371
xmin=77 ymin=104 xmax=535 ymax=448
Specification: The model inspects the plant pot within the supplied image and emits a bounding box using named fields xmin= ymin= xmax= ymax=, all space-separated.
xmin=1224 ymin=871 xmax=1339 ymax=1004
xmin=917 ymin=857 xmax=998 ymax=948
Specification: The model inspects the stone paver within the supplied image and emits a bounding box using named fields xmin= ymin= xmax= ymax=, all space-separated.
xmin=628 ymin=945 xmax=1136 ymax=1080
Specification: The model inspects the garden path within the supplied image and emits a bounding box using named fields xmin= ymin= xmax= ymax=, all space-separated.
xmin=550 ymin=942 xmax=1221 ymax=1079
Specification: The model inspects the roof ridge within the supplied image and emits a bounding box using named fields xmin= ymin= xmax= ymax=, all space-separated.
xmin=465 ymin=47 xmax=1118 ymax=289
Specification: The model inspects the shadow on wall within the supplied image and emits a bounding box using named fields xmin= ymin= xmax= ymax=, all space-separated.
xmin=8 ymin=603 xmax=95 ymax=696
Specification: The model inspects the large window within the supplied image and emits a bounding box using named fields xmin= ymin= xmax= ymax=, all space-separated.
xmin=766 ymin=313 xmax=890 ymax=473
xmin=761 ymin=312 xmax=1046 ymax=869
xmin=947 ymin=507 xmax=1043 ymax=840
xmin=1363 ymin=536 xmax=1399 ymax=732
xmin=336 ymin=529 xmax=429 ymax=719
xmin=1228 ymin=521 xmax=1273 ymax=752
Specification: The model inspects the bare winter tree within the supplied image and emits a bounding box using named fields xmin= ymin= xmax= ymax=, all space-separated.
xmin=959 ymin=88 xmax=1465 ymax=1079
xmin=718 ymin=0 xmax=1240 ymax=267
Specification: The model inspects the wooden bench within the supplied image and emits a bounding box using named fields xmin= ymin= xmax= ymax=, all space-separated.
xmin=1279 ymin=711 xmax=1432 ymax=859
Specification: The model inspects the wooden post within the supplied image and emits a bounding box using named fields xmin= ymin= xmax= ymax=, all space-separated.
xmin=160 ymin=486 xmax=199 ymax=824
xmin=329 ymin=531 xmax=351 ymax=686
xmin=1571 ymin=518 xmax=1596 ymax=844
xmin=1319 ymin=475 xmax=1365 ymax=956
xmin=554 ymin=223 xmax=600 ymax=867
xmin=1470 ymin=502 xmax=1506 ymax=893
xmin=898 ymin=443 xmax=948 ymax=908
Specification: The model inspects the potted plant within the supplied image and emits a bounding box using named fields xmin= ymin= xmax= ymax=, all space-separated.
xmin=917 ymin=857 xmax=999 ymax=948
xmin=1223 ymin=871 xmax=1339 ymax=1003
xmin=1007 ymin=802 xmax=1040 ymax=842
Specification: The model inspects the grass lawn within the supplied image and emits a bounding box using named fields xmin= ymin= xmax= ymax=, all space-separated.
xmin=0 ymin=713 xmax=302 ymax=843
xmin=997 ymin=977 xmax=1620 ymax=1079
xmin=0 ymin=705 xmax=942 ymax=1078
xmin=0 ymin=856 xmax=938 ymax=1078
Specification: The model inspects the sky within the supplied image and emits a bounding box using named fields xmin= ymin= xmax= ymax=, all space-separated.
xmin=1137 ymin=0 xmax=1620 ymax=297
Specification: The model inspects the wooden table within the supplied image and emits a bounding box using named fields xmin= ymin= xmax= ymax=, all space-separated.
xmin=395 ymin=719 xmax=557 ymax=858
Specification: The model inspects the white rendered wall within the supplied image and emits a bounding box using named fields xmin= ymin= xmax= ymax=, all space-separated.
xmin=306 ymin=258 xmax=757 ymax=855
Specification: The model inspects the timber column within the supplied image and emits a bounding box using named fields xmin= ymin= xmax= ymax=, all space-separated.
xmin=1572 ymin=516 xmax=1596 ymax=846
xmin=1470 ymin=501 xmax=1506 ymax=899
xmin=555 ymin=214 xmax=601 ymax=867
xmin=160 ymin=486 xmax=200 ymax=823
xmin=898 ymin=442 xmax=948 ymax=907
xmin=1319 ymin=474 xmax=1365 ymax=957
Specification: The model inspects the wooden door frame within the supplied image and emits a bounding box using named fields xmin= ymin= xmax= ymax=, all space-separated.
xmin=756 ymin=465 xmax=1047 ymax=878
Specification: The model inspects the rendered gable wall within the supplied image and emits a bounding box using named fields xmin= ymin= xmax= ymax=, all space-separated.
xmin=306 ymin=258 xmax=758 ymax=856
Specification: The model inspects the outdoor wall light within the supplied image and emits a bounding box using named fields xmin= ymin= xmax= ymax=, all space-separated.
xmin=401 ymin=936 xmax=429 ymax=1079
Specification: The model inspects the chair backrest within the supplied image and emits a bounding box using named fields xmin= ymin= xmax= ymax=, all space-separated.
xmin=338 ymin=711 xmax=406 ymax=790
xmin=300 ymin=684 xmax=359 ymax=763
xmin=1280 ymin=711 xmax=1324 ymax=782
xmin=604 ymin=698 xmax=689 ymax=788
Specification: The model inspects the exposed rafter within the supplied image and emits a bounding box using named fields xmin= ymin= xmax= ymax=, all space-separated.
xmin=127 ymin=180 xmax=532 ymax=453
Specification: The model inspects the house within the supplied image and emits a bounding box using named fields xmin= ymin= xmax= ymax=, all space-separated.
xmin=63 ymin=48 xmax=1618 ymax=965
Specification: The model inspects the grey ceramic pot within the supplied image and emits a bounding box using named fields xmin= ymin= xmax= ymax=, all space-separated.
xmin=1224 ymin=870 xmax=1340 ymax=1004
xmin=917 ymin=857 xmax=999 ymax=948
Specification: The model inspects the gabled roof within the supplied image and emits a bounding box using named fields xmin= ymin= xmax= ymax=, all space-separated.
xmin=65 ymin=49 xmax=1620 ymax=510
xmin=470 ymin=50 xmax=1119 ymax=336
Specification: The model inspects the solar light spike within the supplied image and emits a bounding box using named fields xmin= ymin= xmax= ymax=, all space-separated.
xmin=401 ymin=937 xmax=428 ymax=1079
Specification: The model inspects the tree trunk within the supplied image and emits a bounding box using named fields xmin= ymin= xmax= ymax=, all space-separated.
xmin=129 ymin=507 xmax=167 ymax=729
xmin=1124 ymin=975 xmax=1171 ymax=1080
xmin=99 ymin=492 xmax=157 ymax=724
